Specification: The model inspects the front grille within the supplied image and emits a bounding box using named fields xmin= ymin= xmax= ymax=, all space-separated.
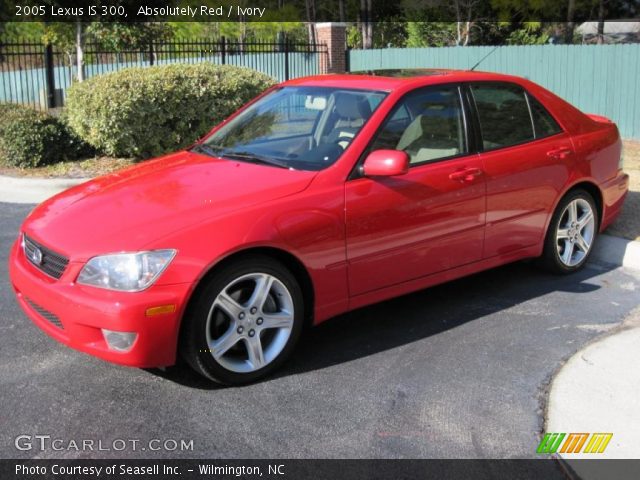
xmin=25 ymin=298 xmax=64 ymax=329
xmin=23 ymin=235 xmax=69 ymax=279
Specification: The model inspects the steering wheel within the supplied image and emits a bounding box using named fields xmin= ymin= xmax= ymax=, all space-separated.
xmin=335 ymin=135 xmax=353 ymax=150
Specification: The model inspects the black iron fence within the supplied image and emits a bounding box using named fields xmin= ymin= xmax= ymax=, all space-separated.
xmin=0 ymin=37 xmax=328 ymax=110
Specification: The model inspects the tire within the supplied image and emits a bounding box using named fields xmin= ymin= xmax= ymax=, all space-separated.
xmin=180 ymin=255 xmax=304 ymax=385
xmin=540 ymin=189 xmax=599 ymax=274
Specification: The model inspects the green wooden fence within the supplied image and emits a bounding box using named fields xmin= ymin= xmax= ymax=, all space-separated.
xmin=349 ymin=44 xmax=640 ymax=139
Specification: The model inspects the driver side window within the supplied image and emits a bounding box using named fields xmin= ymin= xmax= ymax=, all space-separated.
xmin=370 ymin=86 xmax=467 ymax=166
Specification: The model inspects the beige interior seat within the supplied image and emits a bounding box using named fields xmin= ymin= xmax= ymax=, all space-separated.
xmin=326 ymin=94 xmax=372 ymax=148
xmin=396 ymin=113 xmax=460 ymax=163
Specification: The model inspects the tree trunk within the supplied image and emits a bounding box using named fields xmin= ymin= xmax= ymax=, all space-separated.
xmin=464 ymin=4 xmax=473 ymax=46
xmin=75 ymin=20 xmax=85 ymax=82
xmin=464 ymin=21 xmax=471 ymax=46
xmin=565 ymin=0 xmax=576 ymax=44
xmin=240 ymin=20 xmax=247 ymax=53
xmin=360 ymin=0 xmax=366 ymax=49
xmin=455 ymin=0 xmax=462 ymax=45
xmin=366 ymin=0 xmax=373 ymax=48
xmin=597 ymin=0 xmax=606 ymax=44
xmin=308 ymin=23 xmax=317 ymax=45
xmin=360 ymin=0 xmax=373 ymax=49
xmin=339 ymin=0 xmax=345 ymax=23
xmin=305 ymin=0 xmax=316 ymax=44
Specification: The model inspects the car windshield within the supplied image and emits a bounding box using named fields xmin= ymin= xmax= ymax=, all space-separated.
xmin=199 ymin=86 xmax=387 ymax=171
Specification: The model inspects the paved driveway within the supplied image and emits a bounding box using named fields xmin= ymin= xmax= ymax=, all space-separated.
xmin=1 ymin=202 xmax=639 ymax=460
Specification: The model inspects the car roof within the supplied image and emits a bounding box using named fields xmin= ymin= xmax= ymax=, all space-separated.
xmin=282 ymin=69 xmax=528 ymax=92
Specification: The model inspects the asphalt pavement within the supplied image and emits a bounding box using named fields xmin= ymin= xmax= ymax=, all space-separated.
xmin=1 ymin=202 xmax=639 ymax=461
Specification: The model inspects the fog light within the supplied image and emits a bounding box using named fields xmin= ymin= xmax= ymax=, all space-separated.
xmin=102 ymin=329 xmax=137 ymax=352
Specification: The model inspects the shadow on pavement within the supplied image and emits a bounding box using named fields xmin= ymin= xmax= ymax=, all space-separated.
xmin=150 ymin=259 xmax=608 ymax=389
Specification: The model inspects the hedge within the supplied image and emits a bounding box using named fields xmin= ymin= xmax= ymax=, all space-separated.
xmin=0 ymin=103 xmax=90 ymax=168
xmin=65 ymin=63 xmax=276 ymax=159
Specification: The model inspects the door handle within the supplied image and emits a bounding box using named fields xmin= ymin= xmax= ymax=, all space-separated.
xmin=449 ymin=167 xmax=483 ymax=183
xmin=547 ymin=147 xmax=572 ymax=160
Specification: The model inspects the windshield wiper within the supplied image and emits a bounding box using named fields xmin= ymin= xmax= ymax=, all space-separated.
xmin=191 ymin=144 xmax=291 ymax=169
xmin=223 ymin=151 xmax=291 ymax=169
xmin=189 ymin=143 xmax=225 ymax=157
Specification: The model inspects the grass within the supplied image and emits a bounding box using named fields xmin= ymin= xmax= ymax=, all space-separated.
xmin=0 ymin=156 xmax=135 ymax=179
xmin=606 ymin=140 xmax=640 ymax=241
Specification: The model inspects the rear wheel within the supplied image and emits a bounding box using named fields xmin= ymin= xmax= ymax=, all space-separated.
xmin=540 ymin=189 xmax=598 ymax=274
xmin=181 ymin=255 xmax=304 ymax=385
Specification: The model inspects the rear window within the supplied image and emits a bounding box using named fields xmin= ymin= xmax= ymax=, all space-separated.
xmin=527 ymin=94 xmax=562 ymax=138
xmin=471 ymin=84 xmax=534 ymax=150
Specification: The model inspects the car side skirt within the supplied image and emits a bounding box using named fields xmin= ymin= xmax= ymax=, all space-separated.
xmin=345 ymin=244 xmax=542 ymax=314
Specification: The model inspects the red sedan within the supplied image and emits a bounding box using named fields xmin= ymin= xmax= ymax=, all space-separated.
xmin=9 ymin=69 xmax=628 ymax=384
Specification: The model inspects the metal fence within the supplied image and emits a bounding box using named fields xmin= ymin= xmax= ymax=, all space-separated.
xmin=0 ymin=37 xmax=328 ymax=110
xmin=349 ymin=44 xmax=640 ymax=139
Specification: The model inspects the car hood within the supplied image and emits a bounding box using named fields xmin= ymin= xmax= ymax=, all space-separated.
xmin=23 ymin=151 xmax=317 ymax=261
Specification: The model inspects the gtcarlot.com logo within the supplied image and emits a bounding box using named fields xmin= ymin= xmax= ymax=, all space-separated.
xmin=15 ymin=434 xmax=194 ymax=452
xmin=537 ymin=432 xmax=613 ymax=454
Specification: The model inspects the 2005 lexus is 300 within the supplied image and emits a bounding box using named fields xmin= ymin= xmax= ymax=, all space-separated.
xmin=10 ymin=69 xmax=629 ymax=385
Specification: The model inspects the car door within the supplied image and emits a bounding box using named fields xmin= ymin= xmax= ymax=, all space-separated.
xmin=345 ymin=85 xmax=486 ymax=296
xmin=468 ymin=82 xmax=574 ymax=258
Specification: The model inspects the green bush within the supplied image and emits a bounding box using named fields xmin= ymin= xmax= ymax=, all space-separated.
xmin=65 ymin=63 xmax=276 ymax=159
xmin=0 ymin=104 xmax=90 ymax=168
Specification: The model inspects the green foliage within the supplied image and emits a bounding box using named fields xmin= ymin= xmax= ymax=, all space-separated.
xmin=507 ymin=25 xmax=550 ymax=45
xmin=347 ymin=20 xmax=407 ymax=48
xmin=0 ymin=21 xmax=45 ymax=40
xmin=374 ymin=20 xmax=408 ymax=48
xmin=0 ymin=104 xmax=90 ymax=168
xmin=86 ymin=22 xmax=174 ymax=50
xmin=41 ymin=22 xmax=76 ymax=54
xmin=490 ymin=0 xmax=571 ymax=23
xmin=406 ymin=22 xmax=457 ymax=48
xmin=406 ymin=22 xmax=427 ymax=48
xmin=168 ymin=19 xmax=306 ymax=43
xmin=64 ymin=63 xmax=276 ymax=159
xmin=346 ymin=25 xmax=362 ymax=49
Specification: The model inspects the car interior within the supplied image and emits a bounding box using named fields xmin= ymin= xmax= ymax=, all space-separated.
xmin=369 ymin=88 xmax=465 ymax=165
xmin=471 ymin=86 xmax=535 ymax=149
xmin=223 ymin=89 xmax=383 ymax=168
xmin=207 ymin=87 xmax=470 ymax=170
xmin=321 ymin=92 xmax=373 ymax=149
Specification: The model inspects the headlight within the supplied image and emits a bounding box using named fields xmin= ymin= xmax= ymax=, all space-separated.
xmin=77 ymin=250 xmax=176 ymax=292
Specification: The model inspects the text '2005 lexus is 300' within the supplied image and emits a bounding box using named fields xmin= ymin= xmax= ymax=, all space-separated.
xmin=9 ymin=69 xmax=629 ymax=385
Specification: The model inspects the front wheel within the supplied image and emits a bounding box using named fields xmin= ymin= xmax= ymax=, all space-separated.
xmin=540 ymin=189 xmax=598 ymax=274
xmin=180 ymin=255 xmax=304 ymax=385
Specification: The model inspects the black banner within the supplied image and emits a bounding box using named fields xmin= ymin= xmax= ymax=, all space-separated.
xmin=3 ymin=459 xmax=640 ymax=479
xmin=2 ymin=459 xmax=575 ymax=480
xmin=0 ymin=457 xmax=640 ymax=480
xmin=0 ymin=0 xmax=638 ymax=22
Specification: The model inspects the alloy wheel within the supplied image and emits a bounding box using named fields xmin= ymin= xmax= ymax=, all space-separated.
xmin=205 ymin=273 xmax=294 ymax=373
xmin=556 ymin=198 xmax=595 ymax=267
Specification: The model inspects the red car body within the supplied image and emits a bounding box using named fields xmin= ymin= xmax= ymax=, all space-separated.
xmin=9 ymin=70 xmax=629 ymax=369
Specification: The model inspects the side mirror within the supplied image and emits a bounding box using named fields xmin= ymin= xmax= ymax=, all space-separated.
xmin=362 ymin=150 xmax=410 ymax=177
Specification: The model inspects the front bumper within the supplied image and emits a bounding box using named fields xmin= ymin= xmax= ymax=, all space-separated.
xmin=8 ymin=237 xmax=192 ymax=368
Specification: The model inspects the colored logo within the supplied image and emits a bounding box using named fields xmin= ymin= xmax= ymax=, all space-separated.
xmin=537 ymin=433 xmax=613 ymax=454
xmin=31 ymin=247 xmax=43 ymax=265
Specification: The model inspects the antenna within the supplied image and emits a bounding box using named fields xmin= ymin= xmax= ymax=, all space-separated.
xmin=469 ymin=46 xmax=500 ymax=71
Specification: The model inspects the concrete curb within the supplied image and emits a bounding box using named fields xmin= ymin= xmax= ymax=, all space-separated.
xmin=546 ymin=307 xmax=640 ymax=473
xmin=591 ymin=234 xmax=640 ymax=271
xmin=2 ymin=173 xmax=640 ymax=271
xmin=0 ymin=174 xmax=89 ymax=204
